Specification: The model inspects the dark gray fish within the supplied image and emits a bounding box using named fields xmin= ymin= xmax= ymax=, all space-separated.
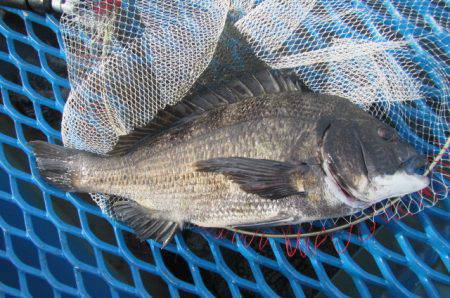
xmin=30 ymin=71 xmax=429 ymax=246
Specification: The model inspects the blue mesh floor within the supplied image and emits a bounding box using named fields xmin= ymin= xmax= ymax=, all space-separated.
xmin=0 ymin=5 xmax=449 ymax=298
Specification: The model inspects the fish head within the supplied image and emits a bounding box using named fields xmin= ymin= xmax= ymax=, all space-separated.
xmin=320 ymin=118 xmax=430 ymax=206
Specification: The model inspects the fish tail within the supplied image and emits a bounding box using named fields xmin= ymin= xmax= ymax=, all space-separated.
xmin=30 ymin=141 xmax=84 ymax=192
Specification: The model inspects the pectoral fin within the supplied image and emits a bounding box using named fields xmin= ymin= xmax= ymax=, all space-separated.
xmin=195 ymin=157 xmax=309 ymax=200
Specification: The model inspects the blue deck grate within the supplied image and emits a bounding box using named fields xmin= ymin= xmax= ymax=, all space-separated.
xmin=0 ymin=4 xmax=449 ymax=298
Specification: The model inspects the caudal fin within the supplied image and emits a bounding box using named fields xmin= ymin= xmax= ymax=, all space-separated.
xmin=30 ymin=141 xmax=81 ymax=191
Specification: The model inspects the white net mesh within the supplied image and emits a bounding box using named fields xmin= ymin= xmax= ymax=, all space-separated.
xmin=61 ymin=0 xmax=229 ymax=153
xmin=60 ymin=0 xmax=449 ymax=226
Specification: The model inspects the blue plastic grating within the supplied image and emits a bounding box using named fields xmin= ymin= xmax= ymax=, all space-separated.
xmin=0 ymin=5 xmax=448 ymax=298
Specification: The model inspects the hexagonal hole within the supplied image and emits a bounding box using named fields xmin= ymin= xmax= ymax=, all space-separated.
xmin=284 ymin=247 xmax=318 ymax=280
xmin=199 ymin=268 xmax=231 ymax=297
xmin=240 ymin=287 xmax=262 ymax=297
xmin=432 ymin=257 xmax=449 ymax=278
xmin=0 ymin=230 xmax=4 ymax=251
xmin=0 ymin=257 xmax=20 ymax=289
xmin=13 ymin=40 xmax=40 ymax=67
xmin=373 ymin=224 xmax=403 ymax=254
xmin=2 ymin=10 xmax=27 ymax=35
xmin=178 ymin=290 xmax=198 ymax=298
xmin=46 ymin=253 xmax=76 ymax=288
xmin=21 ymin=124 xmax=47 ymax=143
xmin=0 ymin=33 xmax=7 ymax=53
xmin=160 ymin=249 xmax=194 ymax=284
xmin=0 ymin=198 xmax=25 ymax=230
xmin=31 ymin=216 xmax=60 ymax=248
xmin=86 ymin=213 xmax=117 ymax=246
xmin=140 ymin=270 xmax=170 ymax=297
xmin=31 ymin=22 xmax=59 ymax=48
xmin=11 ymin=235 xmax=40 ymax=269
xmin=220 ymin=246 xmax=255 ymax=282
xmin=0 ymin=112 xmax=16 ymax=138
xmin=66 ymin=233 xmax=96 ymax=266
xmin=7 ymin=91 xmax=36 ymax=119
xmin=2 ymin=143 xmax=30 ymax=174
xmin=45 ymin=53 xmax=67 ymax=78
xmin=122 ymin=231 xmax=154 ymax=264
xmin=40 ymin=104 xmax=62 ymax=131
xmin=17 ymin=178 xmax=45 ymax=210
xmin=261 ymin=266 xmax=295 ymax=297
xmin=0 ymin=59 xmax=21 ymax=85
xmin=26 ymin=274 xmax=53 ymax=298
xmin=0 ymin=167 xmax=10 ymax=193
xmin=27 ymin=72 xmax=55 ymax=100
xmin=81 ymin=272 xmax=111 ymax=297
xmin=349 ymin=247 xmax=383 ymax=278
xmin=102 ymin=251 xmax=134 ymax=286
xmin=183 ymin=230 xmax=214 ymax=262
xmin=323 ymin=265 xmax=359 ymax=297
xmin=50 ymin=195 xmax=80 ymax=228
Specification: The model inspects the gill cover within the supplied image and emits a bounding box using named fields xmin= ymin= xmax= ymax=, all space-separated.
xmin=321 ymin=120 xmax=369 ymax=198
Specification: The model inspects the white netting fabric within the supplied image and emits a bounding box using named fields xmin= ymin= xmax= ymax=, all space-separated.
xmin=60 ymin=0 xmax=229 ymax=153
xmin=60 ymin=0 xmax=449 ymax=225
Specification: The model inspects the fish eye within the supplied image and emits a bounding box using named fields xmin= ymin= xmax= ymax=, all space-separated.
xmin=378 ymin=127 xmax=395 ymax=141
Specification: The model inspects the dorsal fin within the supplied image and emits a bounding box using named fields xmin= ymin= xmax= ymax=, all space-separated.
xmin=107 ymin=70 xmax=304 ymax=156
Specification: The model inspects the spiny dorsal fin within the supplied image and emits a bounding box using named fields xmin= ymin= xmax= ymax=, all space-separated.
xmin=107 ymin=70 xmax=304 ymax=156
xmin=195 ymin=157 xmax=310 ymax=200
xmin=112 ymin=200 xmax=180 ymax=248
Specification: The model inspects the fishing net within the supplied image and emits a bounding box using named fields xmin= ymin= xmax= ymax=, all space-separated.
xmin=59 ymin=0 xmax=449 ymax=233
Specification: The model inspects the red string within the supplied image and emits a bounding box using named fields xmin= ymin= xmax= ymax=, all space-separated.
xmin=258 ymin=236 xmax=269 ymax=251
xmin=304 ymin=225 xmax=313 ymax=254
xmin=215 ymin=228 xmax=225 ymax=240
xmin=313 ymin=227 xmax=328 ymax=254
xmin=295 ymin=226 xmax=306 ymax=258
xmin=285 ymin=236 xmax=297 ymax=257
xmin=243 ymin=232 xmax=256 ymax=248
xmin=333 ymin=225 xmax=354 ymax=254
xmin=284 ymin=226 xmax=298 ymax=257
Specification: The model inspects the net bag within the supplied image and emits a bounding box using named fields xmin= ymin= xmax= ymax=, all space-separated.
xmin=59 ymin=0 xmax=448 ymax=231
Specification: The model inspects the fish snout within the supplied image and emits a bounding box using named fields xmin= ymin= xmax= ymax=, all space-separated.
xmin=401 ymin=155 xmax=429 ymax=175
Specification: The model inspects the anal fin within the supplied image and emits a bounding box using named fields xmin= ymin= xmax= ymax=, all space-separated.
xmin=112 ymin=200 xmax=180 ymax=248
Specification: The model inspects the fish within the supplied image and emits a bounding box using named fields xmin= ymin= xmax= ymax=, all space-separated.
xmin=30 ymin=71 xmax=430 ymax=247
